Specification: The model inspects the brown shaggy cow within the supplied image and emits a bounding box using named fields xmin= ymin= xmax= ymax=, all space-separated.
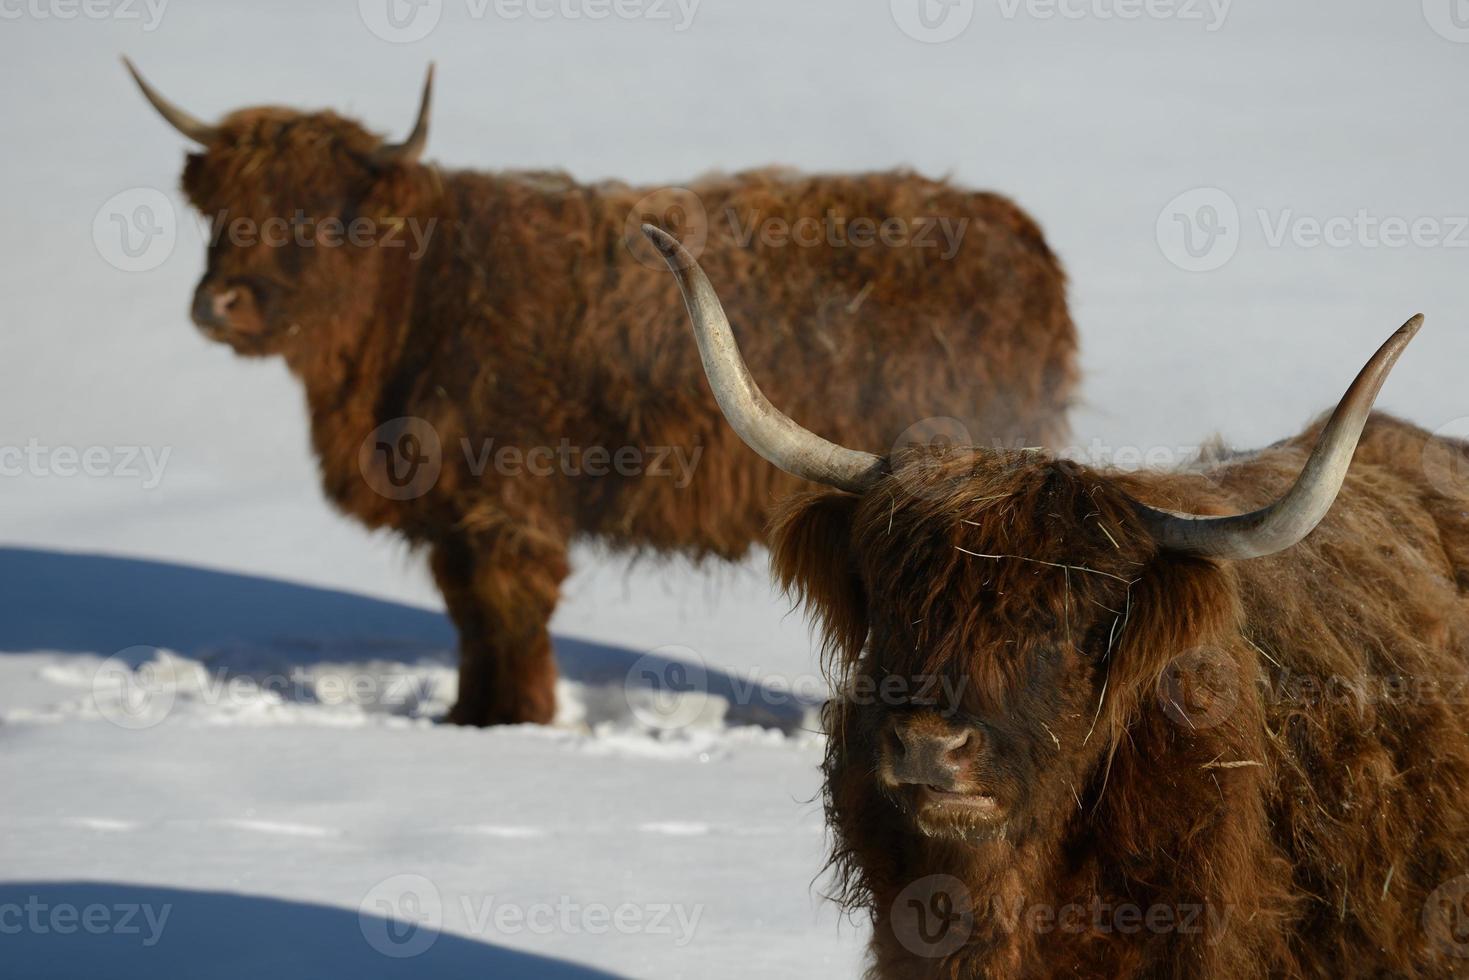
xmin=124 ymin=62 xmax=1077 ymax=727
xmin=647 ymin=226 xmax=1469 ymax=978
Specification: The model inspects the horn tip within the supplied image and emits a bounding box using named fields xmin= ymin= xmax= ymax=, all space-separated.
xmin=1403 ymin=313 xmax=1425 ymax=335
xmin=641 ymin=223 xmax=682 ymax=260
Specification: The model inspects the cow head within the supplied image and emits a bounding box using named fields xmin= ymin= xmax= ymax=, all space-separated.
xmin=125 ymin=60 xmax=437 ymax=357
xmin=641 ymin=224 xmax=1421 ymax=907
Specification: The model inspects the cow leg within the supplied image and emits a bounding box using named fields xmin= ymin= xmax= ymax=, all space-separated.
xmin=431 ymin=526 xmax=569 ymax=727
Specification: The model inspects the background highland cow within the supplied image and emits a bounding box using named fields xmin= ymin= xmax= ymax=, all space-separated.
xmin=124 ymin=61 xmax=1076 ymax=725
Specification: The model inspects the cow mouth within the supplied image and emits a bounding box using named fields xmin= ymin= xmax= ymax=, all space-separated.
xmin=915 ymin=786 xmax=1001 ymax=817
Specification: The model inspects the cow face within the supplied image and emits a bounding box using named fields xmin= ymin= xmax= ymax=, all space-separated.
xmin=773 ymin=449 xmax=1205 ymax=851
xmin=126 ymin=63 xmax=435 ymax=358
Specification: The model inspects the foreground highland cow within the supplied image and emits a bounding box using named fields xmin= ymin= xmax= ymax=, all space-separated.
xmin=646 ymin=225 xmax=1469 ymax=977
xmin=125 ymin=63 xmax=1077 ymax=726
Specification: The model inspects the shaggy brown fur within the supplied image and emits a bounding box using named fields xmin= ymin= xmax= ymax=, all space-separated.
xmin=161 ymin=97 xmax=1077 ymax=725
xmin=770 ymin=413 xmax=1469 ymax=977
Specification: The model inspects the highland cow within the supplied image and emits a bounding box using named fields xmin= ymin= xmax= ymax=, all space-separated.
xmin=647 ymin=225 xmax=1469 ymax=978
xmin=125 ymin=62 xmax=1077 ymax=726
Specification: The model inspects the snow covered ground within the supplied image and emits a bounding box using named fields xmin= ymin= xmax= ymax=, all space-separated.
xmin=2 ymin=1 xmax=1467 ymax=977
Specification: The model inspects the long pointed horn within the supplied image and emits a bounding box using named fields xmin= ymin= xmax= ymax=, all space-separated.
xmin=642 ymin=224 xmax=884 ymax=495
xmin=371 ymin=64 xmax=434 ymax=168
xmin=1133 ymin=315 xmax=1423 ymax=560
xmin=123 ymin=58 xmax=220 ymax=145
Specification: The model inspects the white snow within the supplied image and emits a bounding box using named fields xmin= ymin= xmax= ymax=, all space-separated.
xmin=2 ymin=1 xmax=1467 ymax=977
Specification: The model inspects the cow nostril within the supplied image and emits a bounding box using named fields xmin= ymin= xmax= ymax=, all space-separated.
xmin=213 ymin=288 xmax=241 ymax=316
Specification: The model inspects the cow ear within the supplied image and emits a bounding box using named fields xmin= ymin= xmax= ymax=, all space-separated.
xmin=769 ymin=491 xmax=869 ymax=671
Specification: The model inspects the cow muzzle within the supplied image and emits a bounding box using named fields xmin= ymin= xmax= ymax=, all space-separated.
xmin=881 ymin=714 xmax=1002 ymax=827
xmin=191 ymin=280 xmax=269 ymax=342
xmin=883 ymin=715 xmax=982 ymax=790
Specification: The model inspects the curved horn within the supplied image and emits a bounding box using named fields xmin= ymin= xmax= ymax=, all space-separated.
xmin=123 ymin=58 xmax=220 ymax=145
xmin=1133 ymin=314 xmax=1424 ymax=560
xmin=642 ymin=224 xmax=884 ymax=495
xmin=371 ymin=64 xmax=434 ymax=167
